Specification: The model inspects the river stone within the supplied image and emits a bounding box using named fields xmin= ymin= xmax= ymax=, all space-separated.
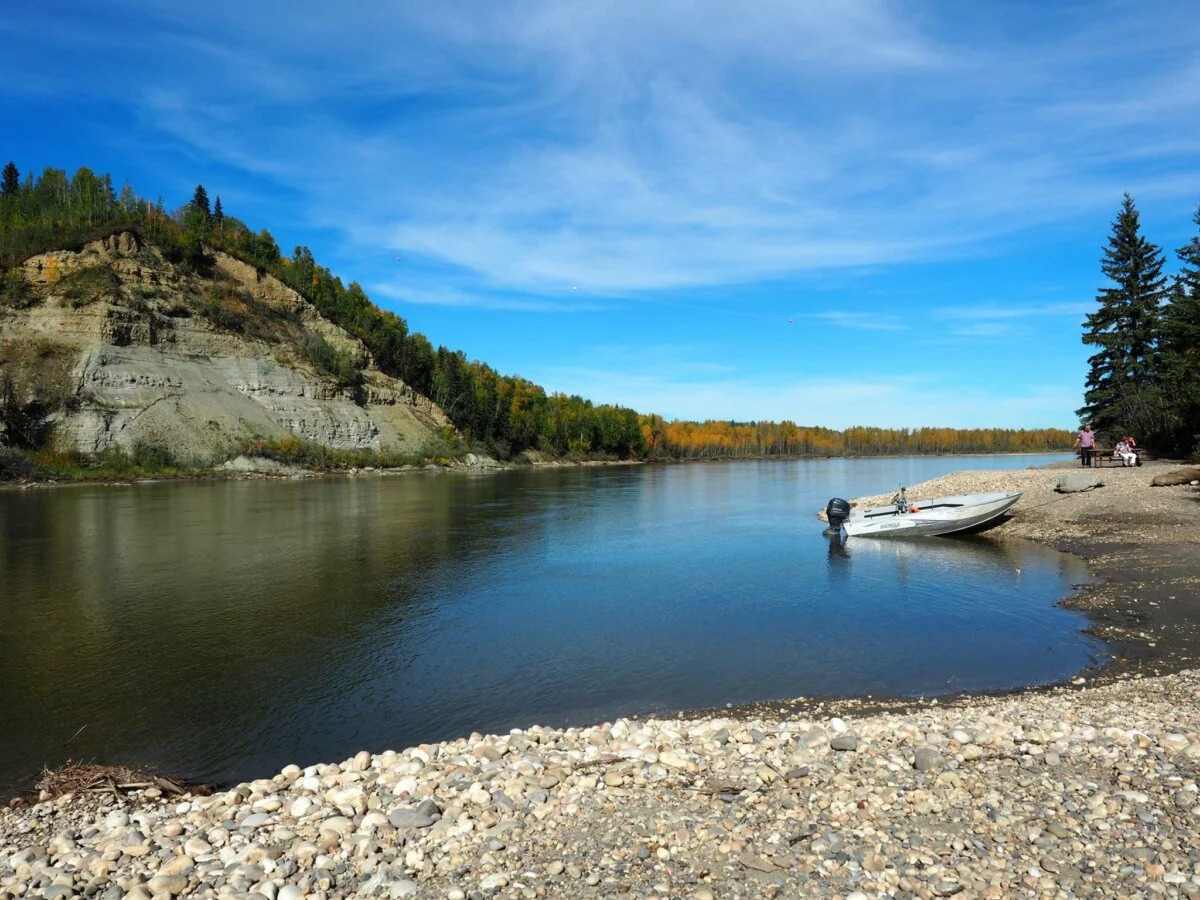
xmin=330 ymin=786 xmax=366 ymax=815
xmin=317 ymin=815 xmax=354 ymax=836
xmin=1056 ymin=472 xmax=1102 ymax=493
xmin=480 ymin=873 xmax=509 ymax=890
xmin=914 ymin=748 xmax=943 ymax=771
xmin=388 ymin=808 xmax=435 ymax=829
xmin=830 ymin=735 xmax=859 ymax=752
xmin=240 ymin=812 xmax=271 ymax=829
xmin=799 ymin=729 xmax=828 ymax=749
xmin=147 ymin=873 xmax=189 ymax=896
xmin=415 ymin=797 xmax=441 ymax=818
xmin=659 ymin=749 xmax=689 ymax=770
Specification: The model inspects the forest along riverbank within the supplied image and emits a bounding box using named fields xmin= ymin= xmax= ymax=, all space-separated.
xmin=2 ymin=462 xmax=1199 ymax=899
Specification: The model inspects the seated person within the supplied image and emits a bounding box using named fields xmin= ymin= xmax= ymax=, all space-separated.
xmin=1124 ymin=435 xmax=1142 ymax=466
xmin=1114 ymin=439 xmax=1138 ymax=467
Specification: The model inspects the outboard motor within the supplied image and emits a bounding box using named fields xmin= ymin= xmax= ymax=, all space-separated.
xmin=825 ymin=497 xmax=851 ymax=534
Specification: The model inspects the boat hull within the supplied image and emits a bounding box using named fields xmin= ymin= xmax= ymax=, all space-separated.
xmin=841 ymin=491 xmax=1021 ymax=538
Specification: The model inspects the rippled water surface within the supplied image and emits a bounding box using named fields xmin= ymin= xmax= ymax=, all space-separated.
xmin=0 ymin=453 xmax=1104 ymax=793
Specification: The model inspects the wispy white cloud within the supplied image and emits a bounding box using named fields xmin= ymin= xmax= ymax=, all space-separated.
xmin=924 ymin=302 xmax=1095 ymax=338
xmin=943 ymin=323 xmax=1018 ymax=339
xmin=812 ymin=311 xmax=907 ymax=331
xmin=933 ymin=303 xmax=1092 ymax=321
xmin=370 ymin=281 xmax=608 ymax=313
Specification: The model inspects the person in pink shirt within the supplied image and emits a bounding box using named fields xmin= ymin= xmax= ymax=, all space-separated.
xmin=1074 ymin=424 xmax=1096 ymax=466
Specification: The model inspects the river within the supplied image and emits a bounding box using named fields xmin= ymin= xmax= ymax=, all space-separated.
xmin=0 ymin=453 xmax=1103 ymax=795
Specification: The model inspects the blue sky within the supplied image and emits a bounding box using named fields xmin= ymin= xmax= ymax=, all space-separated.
xmin=4 ymin=1 xmax=1199 ymax=429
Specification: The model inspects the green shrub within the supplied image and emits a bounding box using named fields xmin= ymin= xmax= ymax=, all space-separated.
xmin=0 ymin=378 xmax=52 ymax=450
xmin=1 ymin=267 xmax=34 ymax=308
xmin=57 ymin=264 xmax=121 ymax=307
xmin=299 ymin=331 xmax=364 ymax=390
xmin=0 ymin=446 xmax=35 ymax=481
xmin=130 ymin=440 xmax=176 ymax=470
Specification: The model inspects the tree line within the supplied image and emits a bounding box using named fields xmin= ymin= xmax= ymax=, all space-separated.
xmin=1079 ymin=194 xmax=1200 ymax=456
xmin=2 ymin=162 xmax=1078 ymax=462
xmin=643 ymin=419 xmax=1072 ymax=458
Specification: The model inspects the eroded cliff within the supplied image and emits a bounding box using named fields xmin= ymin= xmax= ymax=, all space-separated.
xmin=0 ymin=232 xmax=451 ymax=461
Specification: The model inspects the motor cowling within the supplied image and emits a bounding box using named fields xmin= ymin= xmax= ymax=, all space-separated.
xmin=826 ymin=497 xmax=851 ymax=532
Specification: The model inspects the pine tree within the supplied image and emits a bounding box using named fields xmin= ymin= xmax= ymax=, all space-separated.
xmin=1 ymin=162 xmax=19 ymax=197
xmin=1163 ymin=203 xmax=1200 ymax=454
xmin=213 ymin=196 xmax=224 ymax=228
xmin=1078 ymin=194 xmax=1170 ymax=442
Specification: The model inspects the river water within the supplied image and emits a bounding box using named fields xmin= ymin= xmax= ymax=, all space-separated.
xmin=0 ymin=453 xmax=1103 ymax=795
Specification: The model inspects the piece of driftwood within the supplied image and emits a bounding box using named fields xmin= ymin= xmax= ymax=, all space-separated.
xmin=1151 ymin=467 xmax=1200 ymax=487
xmin=63 ymin=724 xmax=88 ymax=746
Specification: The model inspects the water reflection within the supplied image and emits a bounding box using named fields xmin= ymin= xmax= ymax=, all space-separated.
xmin=823 ymin=531 xmax=1090 ymax=595
xmin=825 ymin=533 xmax=851 ymax=584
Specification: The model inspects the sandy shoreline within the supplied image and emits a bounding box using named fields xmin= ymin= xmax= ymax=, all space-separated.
xmin=3 ymin=459 xmax=1199 ymax=898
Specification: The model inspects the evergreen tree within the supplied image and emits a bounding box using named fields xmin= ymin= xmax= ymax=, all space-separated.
xmin=1078 ymin=194 xmax=1170 ymax=442
xmin=180 ymin=186 xmax=213 ymax=267
xmin=213 ymin=196 xmax=223 ymax=228
xmin=1 ymin=162 xmax=19 ymax=197
xmin=191 ymin=184 xmax=211 ymax=219
xmin=1163 ymin=203 xmax=1200 ymax=454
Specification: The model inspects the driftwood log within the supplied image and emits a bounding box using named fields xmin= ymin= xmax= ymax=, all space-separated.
xmin=1150 ymin=467 xmax=1200 ymax=487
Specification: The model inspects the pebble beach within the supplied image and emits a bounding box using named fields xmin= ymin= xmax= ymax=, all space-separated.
xmin=4 ymin=460 xmax=1199 ymax=899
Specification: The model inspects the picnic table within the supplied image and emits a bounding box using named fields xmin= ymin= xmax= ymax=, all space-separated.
xmin=1083 ymin=447 xmax=1138 ymax=467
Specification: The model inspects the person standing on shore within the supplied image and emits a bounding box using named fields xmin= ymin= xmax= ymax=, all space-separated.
xmin=1075 ymin=424 xmax=1095 ymax=466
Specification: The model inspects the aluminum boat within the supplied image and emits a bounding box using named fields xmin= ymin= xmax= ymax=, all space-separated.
xmin=824 ymin=488 xmax=1021 ymax=538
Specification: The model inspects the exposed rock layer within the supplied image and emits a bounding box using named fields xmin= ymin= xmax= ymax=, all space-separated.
xmin=1 ymin=234 xmax=450 ymax=459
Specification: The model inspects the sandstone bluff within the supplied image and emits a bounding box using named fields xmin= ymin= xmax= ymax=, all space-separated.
xmin=0 ymin=232 xmax=450 ymax=461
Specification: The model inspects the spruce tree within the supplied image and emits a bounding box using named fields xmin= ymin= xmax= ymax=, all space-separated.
xmin=213 ymin=196 xmax=223 ymax=227
xmin=1163 ymin=203 xmax=1200 ymax=454
xmin=1078 ymin=194 xmax=1170 ymax=442
xmin=190 ymin=184 xmax=211 ymax=219
xmin=1 ymin=162 xmax=19 ymax=196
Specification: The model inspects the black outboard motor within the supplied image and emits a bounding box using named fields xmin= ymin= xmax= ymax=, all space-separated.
xmin=825 ymin=497 xmax=852 ymax=534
